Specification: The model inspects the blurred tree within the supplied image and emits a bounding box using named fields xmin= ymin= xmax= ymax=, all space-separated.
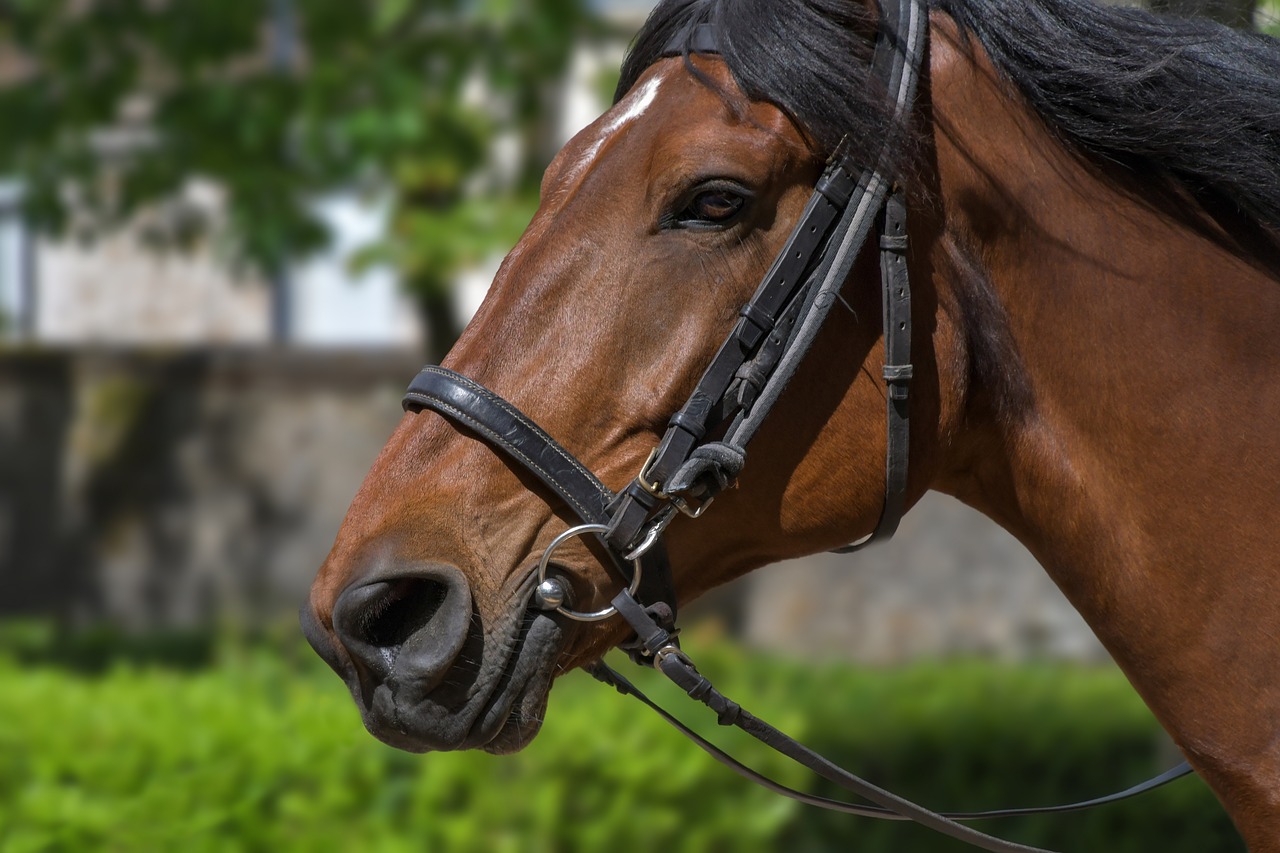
xmin=0 ymin=0 xmax=595 ymax=356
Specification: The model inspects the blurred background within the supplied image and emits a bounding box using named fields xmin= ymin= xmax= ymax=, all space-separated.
xmin=0 ymin=1 xmax=1273 ymax=850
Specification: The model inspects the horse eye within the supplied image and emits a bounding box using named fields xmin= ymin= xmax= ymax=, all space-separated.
xmin=677 ymin=189 xmax=747 ymax=227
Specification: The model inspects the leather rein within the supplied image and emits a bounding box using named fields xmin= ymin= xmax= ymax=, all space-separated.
xmin=400 ymin=2 xmax=1192 ymax=850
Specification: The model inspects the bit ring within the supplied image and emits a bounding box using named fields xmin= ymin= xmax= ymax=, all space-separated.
xmin=535 ymin=523 xmax=642 ymax=622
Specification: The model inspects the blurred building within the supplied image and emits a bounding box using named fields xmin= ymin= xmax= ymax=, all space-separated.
xmin=0 ymin=183 xmax=421 ymax=349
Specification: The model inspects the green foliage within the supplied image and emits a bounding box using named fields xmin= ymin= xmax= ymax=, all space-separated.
xmin=0 ymin=620 xmax=216 ymax=673
xmin=0 ymin=0 xmax=592 ymax=284
xmin=774 ymin=660 xmax=1242 ymax=851
xmin=0 ymin=627 xmax=1242 ymax=852
xmin=0 ymin=631 xmax=803 ymax=853
xmin=1261 ymin=0 xmax=1280 ymax=35
xmin=353 ymin=192 xmax=539 ymax=301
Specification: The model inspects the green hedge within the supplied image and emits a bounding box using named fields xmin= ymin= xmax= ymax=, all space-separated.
xmin=0 ymin=626 xmax=1242 ymax=852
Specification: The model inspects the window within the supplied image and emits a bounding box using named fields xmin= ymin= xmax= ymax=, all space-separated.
xmin=0 ymin=181 xmax=30 ymax=340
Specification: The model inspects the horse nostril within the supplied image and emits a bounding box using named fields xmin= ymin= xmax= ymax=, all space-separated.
xmin=332 ymin=563 xmax=473 ymax=689
xmin=361 ymin=578 xmax=447 ymax=650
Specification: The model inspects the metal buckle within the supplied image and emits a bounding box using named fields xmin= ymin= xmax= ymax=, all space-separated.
xmin=622 ymin=520 xmax=665 ymax=561
xmin=654 ymin=644 xmax=693 ymax=671
xmin=637 ymin=448 xmax=715 ymax=519
xmin=637 ymin=449 xmax=667 ymax=498
xmin=672 ymin=493 xmax=713 ymax=519
xmin=535 ymin=523 xmax=642 ymax=622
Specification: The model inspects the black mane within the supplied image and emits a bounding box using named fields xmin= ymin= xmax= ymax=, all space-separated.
xmin=617 ymin=0 xmax=1280 ymax=241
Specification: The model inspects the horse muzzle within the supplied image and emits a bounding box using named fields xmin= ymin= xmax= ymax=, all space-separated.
xmin=302 ymin=560 xmax=562 ymax=753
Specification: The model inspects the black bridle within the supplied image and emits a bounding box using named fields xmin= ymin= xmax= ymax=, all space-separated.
xmin=401 ymin=2 xmax=1192 ymax=850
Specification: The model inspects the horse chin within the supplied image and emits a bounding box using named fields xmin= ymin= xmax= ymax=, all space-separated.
xmin=479 ymin=683 xmax=554 ymax=755
xmin=357 ymin=611 xmax=563 ymax=755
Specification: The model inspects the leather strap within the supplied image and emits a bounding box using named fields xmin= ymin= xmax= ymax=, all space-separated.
xmin=404 ymin=366 xmax=615 ymax=525
xmin=663 ymin=21 xmax=720 ymax=57
xmin=591 ymin=598 xmax=1194 ymax=853
xmin=875 ymin=190 xmax=913 ymax=539
xmin=403 ymin=366 xmax=676 ymax=615
xmin=592 ymin=607 xmax=1046 ymax=853
xmin=610 ymin=0 xmax=928 ymax=559
xmin=604 ymin=151 xmax=866 ymax=555
xmin=833 ymin=189 xmax=914 ymax=555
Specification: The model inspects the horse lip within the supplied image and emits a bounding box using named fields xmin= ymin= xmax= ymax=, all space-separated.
xmin=466 ymin=612 xmax=563 ymax=752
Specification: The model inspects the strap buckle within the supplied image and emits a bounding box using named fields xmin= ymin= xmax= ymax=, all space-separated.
xmin=637 ymin=448 xmax=667 ymax=498
xmin=654 ymin=643 xmax=694 ymax=671
xmin=637 ymin=449 xmax=716 ymax=520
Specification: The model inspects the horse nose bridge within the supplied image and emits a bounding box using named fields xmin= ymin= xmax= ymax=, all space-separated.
xmin=320 ymin=413 xmax=496 ymax=574
xmin=329 ymin=562 xmax=474 ymax=693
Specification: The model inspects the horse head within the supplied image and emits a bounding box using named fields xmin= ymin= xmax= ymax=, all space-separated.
xmin=300 ymin=2 xmax=939 ymax=754
xmin=299 ymin=0 xmax=1280 ymax=846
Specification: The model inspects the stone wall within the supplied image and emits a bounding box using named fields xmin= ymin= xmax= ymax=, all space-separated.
xmin=731 ymin=494 xmax=1106 ymax=663
xmin=0 ymin=348 xmax=417 ymax=627
xmin=0 ymin=348 xmax=1105 ymax=661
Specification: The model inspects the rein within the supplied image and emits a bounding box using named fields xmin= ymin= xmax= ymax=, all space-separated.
xmin=401 ymin=1 xmax=1192 ymax=849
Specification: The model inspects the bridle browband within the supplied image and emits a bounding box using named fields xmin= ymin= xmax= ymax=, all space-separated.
xmin=400 ymin=2 xmax=1192 ymax=850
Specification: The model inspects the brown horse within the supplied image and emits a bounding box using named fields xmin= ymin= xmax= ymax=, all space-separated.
xmin=302 ymin=0 xmax=1280 ymax=847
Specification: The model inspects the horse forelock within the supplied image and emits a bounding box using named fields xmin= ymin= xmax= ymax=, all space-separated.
xmin=618 ymin=0 xmax=894 ymax=173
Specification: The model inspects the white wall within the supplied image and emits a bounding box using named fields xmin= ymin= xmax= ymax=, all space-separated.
xmin=287 ymin=193 xmax=421 ymax=348
xmin=37 ymin=234 xmax=273 ymax=345
xmin=25 ymin=186 xmax=421 ymax=348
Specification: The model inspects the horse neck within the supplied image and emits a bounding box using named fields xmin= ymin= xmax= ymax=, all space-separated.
xmin=925 ymin=16 xmax=1280 ymax=844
